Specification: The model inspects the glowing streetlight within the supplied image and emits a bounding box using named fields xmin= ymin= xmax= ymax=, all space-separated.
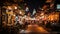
xmin=19 ymin=10 xmax=22 ymax=14
xmin=40 ymin=13 xmax=44 ymax=16
xmin=15 ymin=6 xmax=17 ymax=9
xmin=7 ymin=6 xmax=12 ymax=10
xmin=13 ymin=14 xmax=15 ymax=16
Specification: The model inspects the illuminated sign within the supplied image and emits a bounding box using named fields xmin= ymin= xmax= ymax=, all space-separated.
xmin=57 ymin=4 xmax=60 ymax=9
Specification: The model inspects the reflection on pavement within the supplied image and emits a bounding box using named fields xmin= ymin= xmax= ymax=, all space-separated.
xmin=20 ymin=24 xmax=50 ymax=34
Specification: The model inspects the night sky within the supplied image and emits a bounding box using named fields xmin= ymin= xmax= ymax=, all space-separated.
xmin=24 ymin=0 xmax=45 ymax=13
xmin=55 ymin=0 xmax=60 ymax=4
xmin=0 ymin=0 xmax=60 ymax=12
xmin=1 ymin=0 xmax=60 ymax=6
xmin=24 ymin=0 xmax=45 ymax=9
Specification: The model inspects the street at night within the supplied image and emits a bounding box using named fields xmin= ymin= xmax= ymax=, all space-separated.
xmin=0 ymin=0 xmax=60 ymax=34
xmin=24 ymin=24 xmax=48 ymax=33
